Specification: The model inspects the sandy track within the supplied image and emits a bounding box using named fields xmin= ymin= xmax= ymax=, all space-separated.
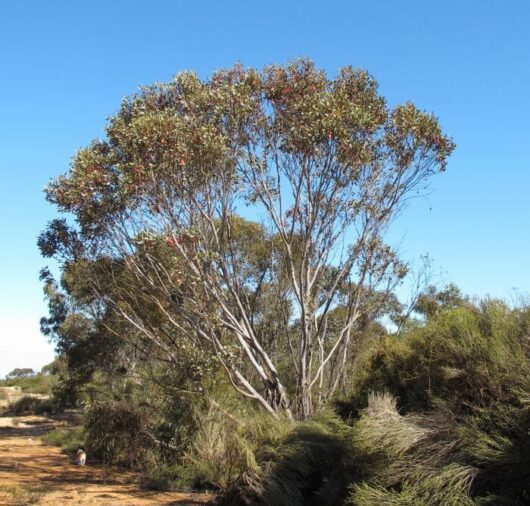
xmin=0 ymin=415 xmax=214 ymax=505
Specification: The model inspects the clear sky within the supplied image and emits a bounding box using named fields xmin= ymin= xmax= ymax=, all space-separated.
xmin=1 ymin=0 xmax=529 ymax=378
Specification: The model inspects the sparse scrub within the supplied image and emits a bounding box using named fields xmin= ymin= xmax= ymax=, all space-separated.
xmin=6 ymin=395 xmax=57 ymax=416
xmin=43 ymin=425 xmax=85 ymax=453
xmin=0 ymin=484 xmax=49 ymax=505
xmin=1 ymin=373 xmax=57 ymax=395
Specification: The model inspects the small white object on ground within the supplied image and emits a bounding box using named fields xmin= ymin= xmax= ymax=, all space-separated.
xmin=75 ymin=449 xmax=86 ymax=466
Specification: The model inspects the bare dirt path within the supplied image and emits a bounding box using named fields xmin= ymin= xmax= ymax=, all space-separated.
xmin=0 ymin=415 xmax=214 ymax=505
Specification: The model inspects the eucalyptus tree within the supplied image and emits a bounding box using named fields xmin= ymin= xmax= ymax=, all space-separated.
xmin=42 ymin=59 xmax=453 ymax=419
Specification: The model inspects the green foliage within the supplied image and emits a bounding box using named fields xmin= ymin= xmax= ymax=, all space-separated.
xmin=6 ymin=395 xmax=57 ymax=416
xmin=220 ymin=409 xmax=353 ymax=506
xmin=84 ymin=401 xmax=155 ymax=468
xmin=414 ymin=283 xmax=468 ymax=318
xmin=42 ymin=425 xmax=85 ymax=453
xmin=341 ymin=300 xmax=530 ymax=416
xmin=0 ymin=373 xmax=57 ymax=395
xmin=339 ymin=301 xmax=530 ymax=505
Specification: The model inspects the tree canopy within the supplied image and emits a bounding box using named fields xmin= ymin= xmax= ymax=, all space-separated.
xmin=40 ymin=59 xmax=454 ymax=419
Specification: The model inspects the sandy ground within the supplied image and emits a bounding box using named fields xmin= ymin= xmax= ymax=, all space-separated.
xmin=0 ymin=415 xmax=215 ymax=505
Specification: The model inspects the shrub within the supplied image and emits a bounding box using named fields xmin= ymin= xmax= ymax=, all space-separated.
xmin=142 ymin=462 xmax=186 ymax=491
xmin=84 ymin=401 xmax=155 ymax=468
xmin=340 ymin=301 xmax=530 ymax=417
xmin=6 ymin=396 xmax=57 ymax=415
xmin=42 ymin=426 xmax=85 ymax=452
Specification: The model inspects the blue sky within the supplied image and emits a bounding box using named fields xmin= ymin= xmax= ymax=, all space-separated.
xmin=0 ymin=0 xmax=529 ymax=377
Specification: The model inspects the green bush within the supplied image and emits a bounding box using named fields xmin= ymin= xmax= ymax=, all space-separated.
xmin=84 ymin=401 xmax=155 ymax=468
xmin=340 ymin=301 xmax=530 ymax=417
xmin=7 ymin=396 xmax=57 ymax=415
xmin=0 ymin=374 xmax=57 ymax=395
xmin=42 ymin=425 xmax=85 ymax=452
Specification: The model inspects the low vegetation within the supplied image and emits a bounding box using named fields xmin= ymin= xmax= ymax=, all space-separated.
xmin=33 ymin=294 xmax=529 ymax=504
xmin=0 ymin=372 xmax=57 ymax=395
xmin=5 ymin=395 xmax=56 ymax=416
xmin=42 ymin=425 xmax=85 ymax=453
xmin=0 ymin=367 xmax=59 ymax=415
xmin=0 ymin=484 xmax=49 ymax=505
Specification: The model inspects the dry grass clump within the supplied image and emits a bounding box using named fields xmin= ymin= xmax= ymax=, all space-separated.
xmin=348 ymin=392 xmax=477 ymax=506
xmin=0 ymin=485 xmax=49 ymax=505
xmin=219 ymin=409 xmax=354 ymax=506
xmin=176 ymin=400 xmax=293 ymax=491
xmin=353 ymin=392 xmax=432 ymax=457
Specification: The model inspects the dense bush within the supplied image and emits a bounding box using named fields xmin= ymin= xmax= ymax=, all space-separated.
xmin=340 ymin=300 xmax=530 ymax=417
xmin=340 ymin=301 xmax=530 ymax=505
xmin=38 ymin=293 xmax=530 ymax=505
xmin=84 ymin=401 xmax=156 ymax=468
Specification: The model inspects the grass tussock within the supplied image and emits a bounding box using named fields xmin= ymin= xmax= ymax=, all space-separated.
xmin=219 ymin=409 xmax=354 ymax=506
xmin=0 ymin=484 xmax=49 ymax=505
xmin=348 ymin=392 xmax=476 ymax=505
xmin=172 ymin=399 xmax=293 ymax=491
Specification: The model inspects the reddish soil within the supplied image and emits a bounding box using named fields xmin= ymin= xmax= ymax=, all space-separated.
xmin=0 ymin=415 xmax=215 ymax=505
